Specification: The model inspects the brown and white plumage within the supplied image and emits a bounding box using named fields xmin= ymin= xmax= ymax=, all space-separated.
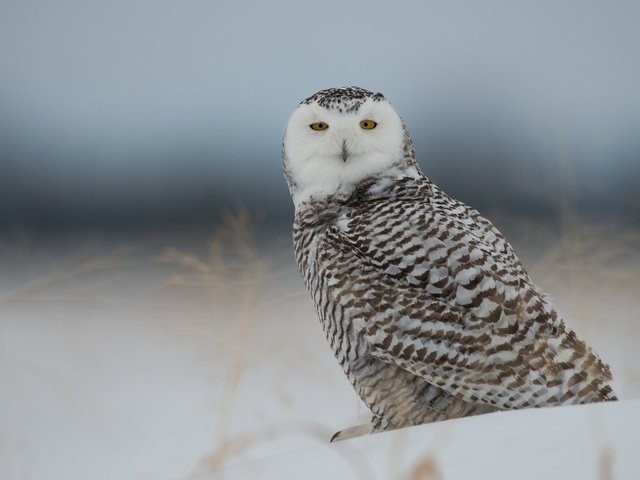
xmin=283 ymin=87 xmax=616 ymax=439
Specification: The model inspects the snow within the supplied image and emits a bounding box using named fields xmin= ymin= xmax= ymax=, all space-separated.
xmin=216 ymin=400 xmax=639 ymax=480
xmin=0 ymin=221 xmax=638 ymax=479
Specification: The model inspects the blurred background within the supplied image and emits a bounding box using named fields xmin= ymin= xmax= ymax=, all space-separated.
xmin=1 ymin=0 xmax=638 ymax=232
xmin=1 ymin=2 xmax=639 ymax=479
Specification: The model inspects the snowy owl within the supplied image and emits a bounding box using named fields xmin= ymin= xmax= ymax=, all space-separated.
xmin=282 ymin=86 xmax=616 ymax=441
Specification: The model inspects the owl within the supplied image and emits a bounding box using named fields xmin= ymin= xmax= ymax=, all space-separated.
xmin=282 ymin=86 xmax=616 ymax=441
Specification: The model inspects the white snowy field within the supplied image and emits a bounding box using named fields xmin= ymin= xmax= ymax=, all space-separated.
xmin=1 ymin=213 xmax=639 ymax=479
xmin=217 ymin=400 xmax=639 ymax=480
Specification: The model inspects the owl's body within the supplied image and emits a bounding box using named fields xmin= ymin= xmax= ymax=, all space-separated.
xmin=284 ymin=87 xmax=616 ymax=438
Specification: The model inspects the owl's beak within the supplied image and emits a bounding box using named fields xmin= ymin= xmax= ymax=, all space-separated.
xmin=341 ymin=140 xmax=350 ymax=162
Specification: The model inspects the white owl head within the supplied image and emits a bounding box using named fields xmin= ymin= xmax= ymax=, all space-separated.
xmin=283 ymin=87 xmax=418 ymax=206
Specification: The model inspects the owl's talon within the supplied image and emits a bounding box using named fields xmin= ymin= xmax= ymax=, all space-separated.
xmin=330 ymin=423 xmax=372 ymax=442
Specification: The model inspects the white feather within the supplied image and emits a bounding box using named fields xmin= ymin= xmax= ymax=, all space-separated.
xmin=283 ymin=98 xmax=405 ymax=206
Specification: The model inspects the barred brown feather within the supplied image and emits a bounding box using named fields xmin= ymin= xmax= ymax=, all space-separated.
xmin=284 ymin=87 xmax=616 ymax=436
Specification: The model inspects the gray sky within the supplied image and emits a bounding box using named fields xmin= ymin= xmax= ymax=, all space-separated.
xmin=1 ymin=0 xmax=639 ymax=228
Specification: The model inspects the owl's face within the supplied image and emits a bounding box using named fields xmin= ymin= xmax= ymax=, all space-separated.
xmin=283 ymin=87 xmax=406 ymax=205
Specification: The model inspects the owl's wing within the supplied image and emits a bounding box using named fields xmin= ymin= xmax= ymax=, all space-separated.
xmin=330 ymin=187 xmax=614 ymax=409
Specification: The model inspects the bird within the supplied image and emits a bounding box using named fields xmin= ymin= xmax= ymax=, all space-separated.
xmin=282 ymin=86 xmax=617 ymax=442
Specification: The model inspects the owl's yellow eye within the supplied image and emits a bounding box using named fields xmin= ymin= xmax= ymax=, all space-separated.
xmin=309 ymin=122 xmax=329 ymax=131
xmin=359 ymin=119 xmax=377 ymax=130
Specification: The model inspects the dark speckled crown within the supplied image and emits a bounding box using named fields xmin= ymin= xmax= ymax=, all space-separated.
xmin=302 ymin=86 xmax=385 ymax=113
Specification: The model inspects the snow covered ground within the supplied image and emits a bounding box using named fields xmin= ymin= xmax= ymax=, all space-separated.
xmin=1 ymin=215 xmax=638 ymax=479
xmin=217 ymin=400 xmax=639 ymax=480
